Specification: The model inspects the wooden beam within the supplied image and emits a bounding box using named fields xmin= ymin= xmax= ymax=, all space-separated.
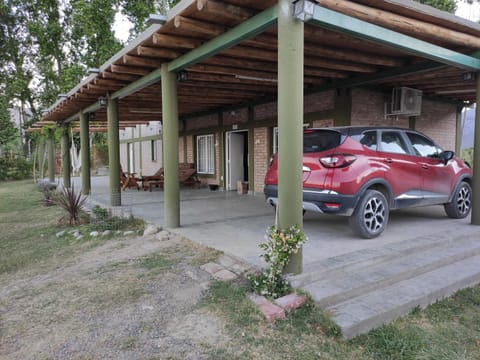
xmin=136 ymin=46 xmax=181 ymax=59
xmin=318 ymin=0 xmax=480 ymax=49
xmin=169 ymin=5 xmax=278 ymax=72
xmin=174 ymin=15 xmax=225 ymax=37
xmin=110 ymin=64 xmax=151 ymax=76
xmin=197 ymin=0 xmax=254 ymax=23
xmin=152 ymin=33 xmax=202 ymax=49
xmin=123 ymin=54 xmax=164 ymax=68
xmin=310 ymin=4 xmax=480 ymax=70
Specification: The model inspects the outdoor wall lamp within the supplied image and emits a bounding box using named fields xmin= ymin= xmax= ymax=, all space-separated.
xmin=177 ymin=70 xmax=188 ymax=82
xmin=293 ymin=0 xmax=316 ymax=22
xmin=98 ymin=97 xmax=108 ymax=108
xmin=463 ymin=72 xmax=476 ymax=81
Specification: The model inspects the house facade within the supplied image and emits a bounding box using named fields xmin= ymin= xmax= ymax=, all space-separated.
xmin=120 ymin=87 xmax=458 ymax=194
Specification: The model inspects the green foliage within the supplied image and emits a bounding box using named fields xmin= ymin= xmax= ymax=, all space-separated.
xmin=52 ymin=185 xmax=87 ymax=225
xmin=0 ymin=155 xmax=33 ymax=180
xmin=248 ymin=225 xmax=307 ymax=299
xmin=88 ymin=205 xmax=145 ymax=232
xmin=461 ymin=147 xmax=474 ymax=168
xmin=414 ymin=0 xmax=457 ymax=12
xmin=0 ymin=96 xmax=19 ymax=148
xmin=353 ymin=324 xmax=427 ymax=359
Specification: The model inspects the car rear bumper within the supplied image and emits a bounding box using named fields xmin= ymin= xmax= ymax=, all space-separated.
xmin=264 ymin=185 xmax=357 ymax=216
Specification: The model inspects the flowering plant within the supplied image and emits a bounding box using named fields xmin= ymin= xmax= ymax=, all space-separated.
xmin=248 ymin=224 xmax=307 ymax=299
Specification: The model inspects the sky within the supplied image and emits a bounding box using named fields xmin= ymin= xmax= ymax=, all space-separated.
xmin=456 ymin=0 xmax=480 ymax=21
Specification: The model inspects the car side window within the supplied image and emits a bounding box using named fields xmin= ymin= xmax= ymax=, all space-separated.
xmin=359 ymin=131 xmax=377 ymax=150
xmin=406 ymin=132 xmax=442 ymax=157
xmin=379 ymin=131 xmax=409 ymax=155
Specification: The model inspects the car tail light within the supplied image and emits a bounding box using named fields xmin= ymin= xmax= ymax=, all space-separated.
xmin=320 ymin=154 xmax=357 ymax=168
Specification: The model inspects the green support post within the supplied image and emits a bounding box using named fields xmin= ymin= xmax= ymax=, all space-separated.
xmin=79 ymin=112 xmax=91 ymax=195
xmin=47 ymin=128 xmax=55 ymax=183
xmin=277 ymin=0 xmax=304 ymax=275
xmin=161 ymin=63 xmax=180 ymax=228
xmin=61 ymin=126 xmax=71 ymax=188
xmin=471 ymin=73 xmax=480 ymax=225
xmin=107 ymin=97 xmax=122 ymax=207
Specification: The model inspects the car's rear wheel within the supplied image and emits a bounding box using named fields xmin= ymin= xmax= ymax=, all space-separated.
xmin=349 ymin=190 xmax=389 ymax=239
xmin=444 ymin=182 xmax=472 ymax=219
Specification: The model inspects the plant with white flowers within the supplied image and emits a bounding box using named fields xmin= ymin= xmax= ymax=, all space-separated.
xmin=249 ymin=224 xmax=307 ymax=299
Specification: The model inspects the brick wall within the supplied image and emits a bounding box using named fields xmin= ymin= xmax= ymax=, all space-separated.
xmin=255 ymin=102 xmax=277 ymax=121
xmin=351 ymin=89 xmax=456 ymax=148
xmin=185 ymin=113 xmax=219 ymax=131
xmin=186 ymin=135 xmax=194 ymax=163
xmin=305 ymin=91 xmax=335 ymax=113
xmin=312 ymin=119 xmax=334 ymax=128
xmin=415 ymin=99 xmax=457 ymax=150
xmin=224 ymin=108 xmax=248 ymax=125
xmin=253 ymin=127 xmax=269 ymax=193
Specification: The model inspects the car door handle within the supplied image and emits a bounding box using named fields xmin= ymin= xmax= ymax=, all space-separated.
xmin=384 ymin=158 xmax=393 ymax=164
xmin=303 ymin=166 xmax=311 ymax=172
xmin=422 ymin=164 xmax=429 ymax=170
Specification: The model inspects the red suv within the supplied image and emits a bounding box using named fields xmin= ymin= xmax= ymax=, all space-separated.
xmin=264 ymin=127 xmax=473 ymax=238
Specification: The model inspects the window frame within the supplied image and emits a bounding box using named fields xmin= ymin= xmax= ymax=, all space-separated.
xmin=196 ymin=134 xmax=215 ymax=175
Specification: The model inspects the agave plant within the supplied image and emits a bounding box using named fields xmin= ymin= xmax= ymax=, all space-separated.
xmin=52 ymin=185 xmax=87 ymax=225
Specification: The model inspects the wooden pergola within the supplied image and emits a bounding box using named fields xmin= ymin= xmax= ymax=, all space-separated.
xmin=36 ymin=0 xmax=480 ymax=273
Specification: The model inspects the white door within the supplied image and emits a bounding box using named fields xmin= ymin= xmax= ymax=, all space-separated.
xmin=226 ymin=131 xmax=246 ymax=191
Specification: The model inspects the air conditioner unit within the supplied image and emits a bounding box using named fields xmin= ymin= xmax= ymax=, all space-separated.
xmin=388 ymin=87 xmax=422 ymax=116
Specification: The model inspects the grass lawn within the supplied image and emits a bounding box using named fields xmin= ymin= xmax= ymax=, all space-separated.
xmin=1 ymin=180 xmax=480 ymax=359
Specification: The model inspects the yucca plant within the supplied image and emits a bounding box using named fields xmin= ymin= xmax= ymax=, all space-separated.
xmin=52 ymin=185 xmax=87 ymax=225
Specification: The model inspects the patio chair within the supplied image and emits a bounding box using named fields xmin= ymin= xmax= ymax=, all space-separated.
xmin=140 ymin=167 xmax=164 ymax=191
xmin=120 ymin=167 xmax=140 ymax=191
xmin=179 ymin=167 xmax=201 ymax=188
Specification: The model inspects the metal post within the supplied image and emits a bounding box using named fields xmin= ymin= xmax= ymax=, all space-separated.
xmin=161 ymin=63 xmax=180 ymax=228
xmin=471 ymin=74 xmax=480 ymax=225
xmin=277 ymin=0 xmax=304 ymax=274
xmin=61 ymin=126 xmax=71 ymax=188
xmin=47 ymin=128 xmax=55 ymax=182
xmin=79 ymin=112 xmax=91 ymax=195
xmin=107 ymin=97 xmax=122 ymax=207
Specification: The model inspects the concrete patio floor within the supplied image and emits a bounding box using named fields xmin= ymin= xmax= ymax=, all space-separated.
xmin=73 ymin=175 xmax=477 ymax=269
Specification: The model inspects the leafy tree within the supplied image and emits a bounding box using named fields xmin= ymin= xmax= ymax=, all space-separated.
xmin=0 ymin=96 xmax=19 ymax=149
xmin=415 ymin=0 xmax=457 ymax=12
xmin=119 ymin=0 xmax=181 ymax=39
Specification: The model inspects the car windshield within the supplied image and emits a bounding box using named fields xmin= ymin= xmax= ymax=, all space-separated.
xmin=304 ymin=130 xmax=341 ymax=153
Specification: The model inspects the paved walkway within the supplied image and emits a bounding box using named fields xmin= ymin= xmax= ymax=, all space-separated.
xmin=74 ymin=176 xmax=477 ymax=269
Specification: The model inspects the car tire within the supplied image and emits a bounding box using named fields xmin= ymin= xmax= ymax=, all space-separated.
xmin=444 ymin=181 xmax=472 ymax=219
xmin=349 ymin=190 xmax=389 ymax=239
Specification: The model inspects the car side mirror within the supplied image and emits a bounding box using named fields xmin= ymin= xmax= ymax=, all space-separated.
xmin=439 ymin=150 xmax=454 ymax=165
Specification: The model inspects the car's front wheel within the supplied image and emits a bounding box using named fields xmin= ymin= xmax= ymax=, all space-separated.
xmin=444 ymin=181 xmax=472 ymax=219
xmin=349 ymin=190 xmax=389 ymax=239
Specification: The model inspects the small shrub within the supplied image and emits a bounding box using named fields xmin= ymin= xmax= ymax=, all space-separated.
xmin=52 ymin=185 xmax=87 ymax=225
xmin=248 ymin=225 xmax=307 ymax=299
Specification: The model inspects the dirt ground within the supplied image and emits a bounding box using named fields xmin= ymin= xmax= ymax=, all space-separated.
xmin=0 ymin=231 xmax=233 ymax=360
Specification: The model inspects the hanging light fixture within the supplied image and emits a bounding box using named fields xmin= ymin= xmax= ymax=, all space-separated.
xmin=98 ymin=97 xmax=107 ymax=108
xmin=293 ymin=0 xmax=316 ymax=22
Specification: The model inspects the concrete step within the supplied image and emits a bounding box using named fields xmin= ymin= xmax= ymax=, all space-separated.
xmin=302 ymin=236 xmax=480 ymax=307
xmin=329 ymin=254 xmax=480 ymax=338
xmin=289 ymin=227 xmax=480 ymax=338
xmin=289 ymin=226 xmax=480 ymax=289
